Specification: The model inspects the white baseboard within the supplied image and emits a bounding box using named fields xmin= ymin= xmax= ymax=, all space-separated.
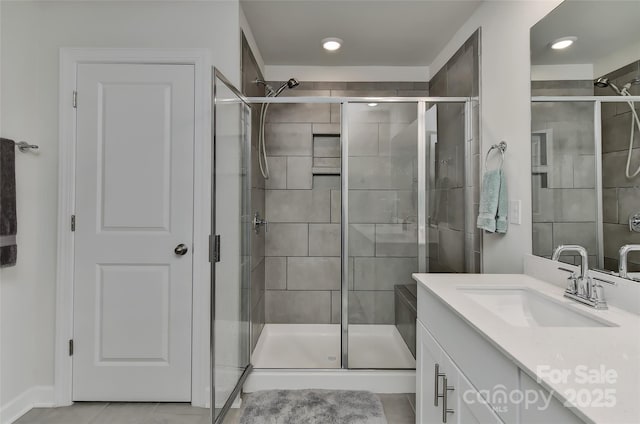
xmin=0 ymin=386 xmax=55 ymax=424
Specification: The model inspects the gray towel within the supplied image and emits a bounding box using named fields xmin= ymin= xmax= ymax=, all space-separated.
xmin=0 ymin=138 xmax=17 ymax=266
xmin=240 ymin=389 xmax=387 ymax=424
xmin=476 ymin=169 xmax=508 ymax=233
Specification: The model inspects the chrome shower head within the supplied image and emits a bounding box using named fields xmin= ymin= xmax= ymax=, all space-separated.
xmin=594 ymin=77 xmax=623 ymax=95
xmin=272 ymin=77 xmax=300 ymax=97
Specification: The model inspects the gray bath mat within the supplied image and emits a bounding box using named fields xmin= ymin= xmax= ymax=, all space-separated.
xmin=239 ymin=389 xmax=387 ymax=424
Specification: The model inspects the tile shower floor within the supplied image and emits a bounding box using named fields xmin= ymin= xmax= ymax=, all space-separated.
xmin=252 ymin=324 xmax=415 ymax=369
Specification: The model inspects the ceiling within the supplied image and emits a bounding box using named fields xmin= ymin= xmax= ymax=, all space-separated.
xmin=241 ymin=0 xmax=482 ymax=66
xmin=530 ymin=1 xmax=640 ymax=66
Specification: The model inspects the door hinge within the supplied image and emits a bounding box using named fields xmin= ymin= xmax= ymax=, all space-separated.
xmin=72 ymin=91 xmax=77 ymax=108
xmin=71 ymin=215 xmax=76 ymax=232
xmin=69 ymin=339 xmax=74 ymax=356
xmin=210 ymin=234 xmax=221 ymax=263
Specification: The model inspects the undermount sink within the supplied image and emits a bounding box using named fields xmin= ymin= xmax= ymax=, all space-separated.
xmin=628 ymin=272 xmax=640 ymax=282
xmin=458 ymin=287 xmax=617 ymax=328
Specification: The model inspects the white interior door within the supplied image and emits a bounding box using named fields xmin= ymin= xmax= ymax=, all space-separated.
xmin=73 ymin=63 xmax=195 ymax=401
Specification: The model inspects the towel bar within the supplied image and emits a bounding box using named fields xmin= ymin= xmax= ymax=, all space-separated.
xmin=16 ymin=141 xmax=39 ymax=152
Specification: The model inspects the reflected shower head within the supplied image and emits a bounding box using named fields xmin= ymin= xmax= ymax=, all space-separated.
xmin=594 ymin=77 xmax=622 ymax=95
xmin=287 ymin=78 xmax=300 ymax=89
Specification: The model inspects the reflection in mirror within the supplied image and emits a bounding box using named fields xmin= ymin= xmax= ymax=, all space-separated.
xmin=530 ymin=1 xmax=640 ymax=281
xmin=530 ymin=100 xmax=598 ymax=265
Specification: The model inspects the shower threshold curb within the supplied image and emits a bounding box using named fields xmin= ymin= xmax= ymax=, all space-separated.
xmin=243 ymin=369 xmax=416 ymax=394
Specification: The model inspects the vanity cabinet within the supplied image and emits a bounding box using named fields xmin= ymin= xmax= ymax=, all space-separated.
xmin=519 ymin=371 xmax=584 ymax=424
xmin=417 ymin=285 xmax=585 ymax=424
xmin=416 ymin=320 xmax=444 ymax=423
xmin=417 ymin=321 xmax=504 ymax=424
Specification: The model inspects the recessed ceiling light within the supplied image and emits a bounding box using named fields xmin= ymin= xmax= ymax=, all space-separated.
xmin=551 ymin=36 xmax=577 ymax=50
xmin=322 ymin=37 xmax=343 ymax=51
xmin=367 ymin=103 xmax=378 ymax=107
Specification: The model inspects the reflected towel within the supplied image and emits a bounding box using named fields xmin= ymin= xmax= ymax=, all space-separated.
xmin=477 ymin=169 xmax=508 ymax=233
xmin=0 ymin=138 xmax=17 ymax=266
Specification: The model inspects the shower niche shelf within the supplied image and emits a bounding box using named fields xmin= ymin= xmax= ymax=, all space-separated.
xmin=312 ymin=133 xmax=341 ymax=176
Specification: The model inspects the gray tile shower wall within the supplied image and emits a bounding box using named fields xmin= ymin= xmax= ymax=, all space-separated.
xmin=530 ymin=80 xmax=598 ymax=265
xmin=263 ymin=81 xmax=429 ymax=325
xmin=427 ymin=30 xmax=481 ymax=273
xmin=596 ymin=60 xmax=640 ymax=272
xmin=241 ymin=34 xmax=266 ymax=351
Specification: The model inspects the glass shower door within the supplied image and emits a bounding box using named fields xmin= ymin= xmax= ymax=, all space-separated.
xmin=211 ymin=69 xmax=252 ymax=423
xmin=345 ymin=102 xmax=420 ymax=369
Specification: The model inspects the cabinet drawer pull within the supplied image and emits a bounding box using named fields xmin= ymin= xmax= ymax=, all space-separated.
xmin=442 ymin=376 xmax=455 ymax=423
xmin=434 ymin=363 xmax=445 ymax=406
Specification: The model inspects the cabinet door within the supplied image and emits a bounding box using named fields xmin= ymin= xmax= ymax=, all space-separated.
xmin=417 ymin=321 xmax=445 ymax=423
xmin=425 ymin=325 xmax=504 ymax=424
xmin=519 ymin=370 xmax=584 ymax=424
xmin=456 ymin=372 xmax=504 ymax=424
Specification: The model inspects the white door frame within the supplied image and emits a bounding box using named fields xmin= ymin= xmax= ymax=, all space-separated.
xmin=55 ymin=48 xmax=212 ymax=407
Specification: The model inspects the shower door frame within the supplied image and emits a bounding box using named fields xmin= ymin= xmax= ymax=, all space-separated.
xmin=531 ymin=95 xmax=640 ymax=270
xmin=212 ymin=68 xmax=253 ymax=423
xmin=246 ymin=95 xmax=476 ymax=369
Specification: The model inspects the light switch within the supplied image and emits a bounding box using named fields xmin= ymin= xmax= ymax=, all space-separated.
xmin=509 ymin=200 xmax=521 ymax=225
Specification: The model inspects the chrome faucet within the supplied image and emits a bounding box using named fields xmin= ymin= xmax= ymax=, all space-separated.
xmin=619 ymin=244 xmax=640 ymax=280
xmin=552 ymin=245 xmax=607 ymax=309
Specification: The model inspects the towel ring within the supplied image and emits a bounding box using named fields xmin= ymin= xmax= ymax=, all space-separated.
xmin=485 ymin=141 xmax=507 ymax=170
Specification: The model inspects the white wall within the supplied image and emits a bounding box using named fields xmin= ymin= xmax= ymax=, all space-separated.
xmin=594 ymin=38 xmax=640 ymax=78
xmin=0 ymin=1 xmax=240 ymax=419
xmin=240 ymin=5 xmax=265 ymax=75
xmin=264 ymin=65 xmax=430 ymax=82
xmin=430 ymin=0 xmax=562 ymax=273
xmin=531 ymin=64 xmax=594 ymax=81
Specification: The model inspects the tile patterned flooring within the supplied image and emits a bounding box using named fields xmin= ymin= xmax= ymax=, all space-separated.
xmin=14 ymin=394 xmax=415 ymax=424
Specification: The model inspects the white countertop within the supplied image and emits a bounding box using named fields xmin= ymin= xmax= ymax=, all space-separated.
xmin=413 ymin=273 xmax=640 ymax=424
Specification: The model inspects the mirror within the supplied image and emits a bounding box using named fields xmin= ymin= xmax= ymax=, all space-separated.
xmin=530 ymin=0 xmax=640 ymax=281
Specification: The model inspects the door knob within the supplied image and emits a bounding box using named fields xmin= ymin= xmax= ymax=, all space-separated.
xmin=174 ymin=244 xmax=188 ymax=256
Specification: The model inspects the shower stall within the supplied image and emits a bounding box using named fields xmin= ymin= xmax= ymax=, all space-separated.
xmin=211 ymin=69 xmax=477 ymax=422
